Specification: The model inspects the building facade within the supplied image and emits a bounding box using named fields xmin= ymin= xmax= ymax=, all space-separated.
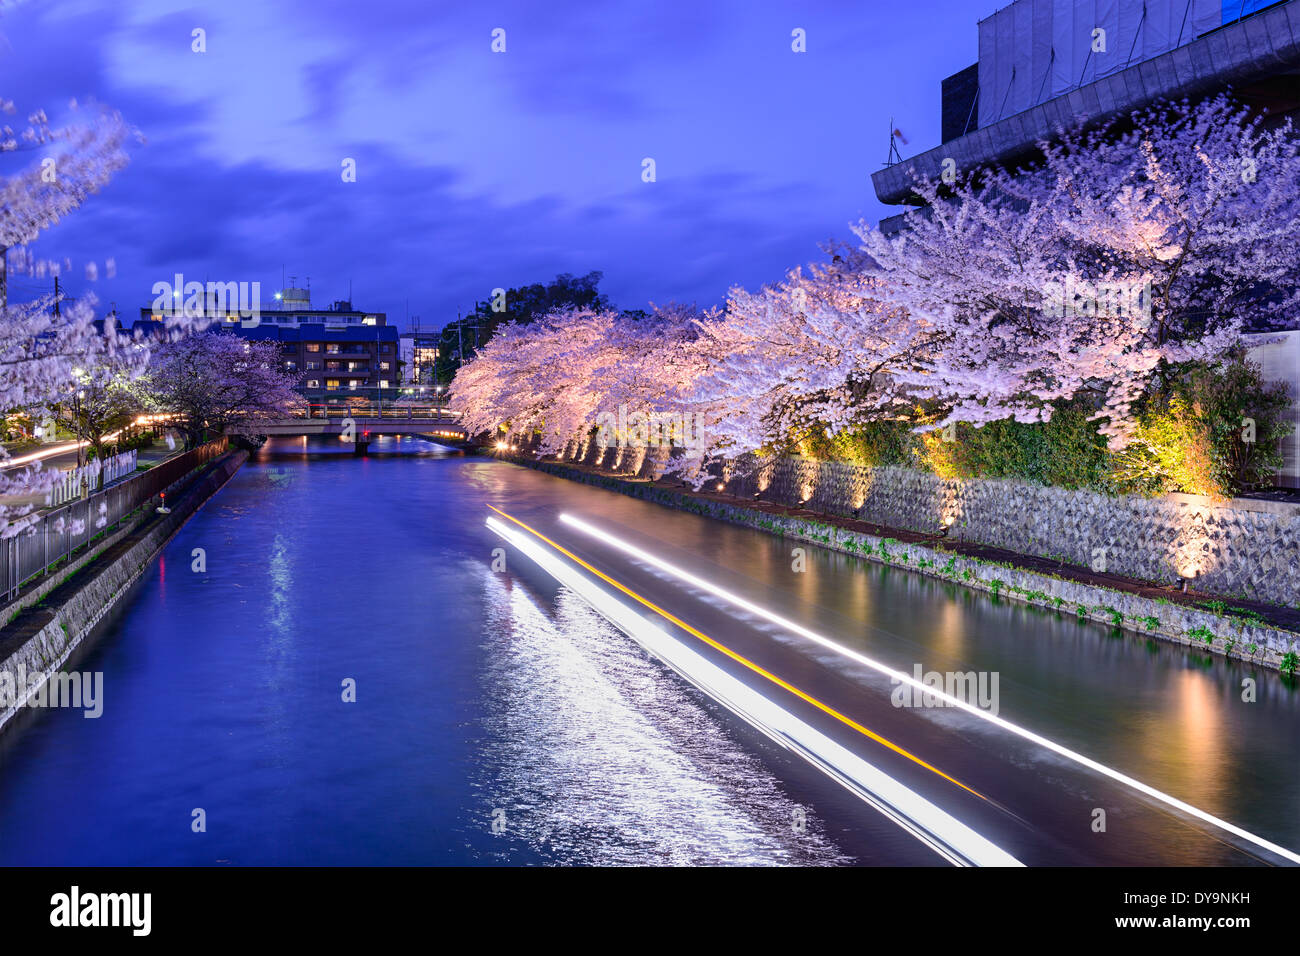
xmin=140 ymin=286 xmax=386 ymax=329
xmin=239 ymin=324 xmax=401 ymax=405
xmin=398 ymin=331 xmax=441 ymax=386
xmin=873 ymin=0 xmax=1300 ymax=228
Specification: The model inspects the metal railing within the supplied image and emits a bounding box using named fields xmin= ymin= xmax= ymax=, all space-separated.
xmin=1 ymin=438 xmax=228 ymax=604
xmin=44 ymin=450 xmax=138 ymax=508
xmin=302 ymin=401 xmax=461 ymax=420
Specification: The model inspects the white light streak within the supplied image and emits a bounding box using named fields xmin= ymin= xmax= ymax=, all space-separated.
xmin=488 ymin=515 xmax=1023 ymax=868
xmin=558 ymin=512 xmax=1300 ymax=866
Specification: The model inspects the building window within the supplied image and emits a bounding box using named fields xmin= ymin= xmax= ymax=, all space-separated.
xmin=380 ymin=361 xmax=390 ymax=371
xmin=379 ymin=379 xmax=390 ymax=389
xmin=306 ymin=379 xmax=320 ymax=388
xmin=306 ymin=343 xmax=320 ymax=352
xmin=307 ymin=361 xmax=321 ymax=370
xmin=347 ymin=380 xmax=359 ymax=390
xmin=380 ymin=345 xmax=391 ymax=353
xmin=327 ymin=344 xmax=340 ymax=354
xmin=326 ymin=379 xmax=340 ymax=390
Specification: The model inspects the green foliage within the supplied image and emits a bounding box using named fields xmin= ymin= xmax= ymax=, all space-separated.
xmin=1187 ymin=625 xmax=1216 ymax=645
xmin=922 ymin=399 xmax=1112 ymax=488
xmin=1108 ymin=355 xmax=1293 ymax=497
xmin=797 ymin=356 xmax=1291 ymax=497
xmin=1282 ymin=651 xmax=1299 ymax=677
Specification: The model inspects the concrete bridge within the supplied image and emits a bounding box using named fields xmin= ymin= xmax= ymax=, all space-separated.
xmin=256 ymin=406 xmax=472 ymax=452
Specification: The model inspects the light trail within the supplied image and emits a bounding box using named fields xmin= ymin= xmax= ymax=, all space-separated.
xmin=3 ymin=440 xmax=90 ymax=468
xmin=488 ymin=504 xmax=985 ymax=800
xmin=486 ymin=514 xmax=1023 ymax=867
xmin=558 ymin=511 xmax=1300 ymax=866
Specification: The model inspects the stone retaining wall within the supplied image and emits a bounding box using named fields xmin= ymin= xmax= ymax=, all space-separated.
xmin=516 ymin=456 xmax=1300 ymax=672
xmin=545 ymin=437 xmax=1300 ymax=610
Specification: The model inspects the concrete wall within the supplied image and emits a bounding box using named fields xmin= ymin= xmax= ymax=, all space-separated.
xmin=1246 ymin=329 xmax=1300 ymax=489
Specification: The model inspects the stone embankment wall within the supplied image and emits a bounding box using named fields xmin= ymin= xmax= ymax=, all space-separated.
xmin=0 ymin=451 xmax=247 ymax=734
xmin=547 ymin=436 xmax=1300 ymax=610
xmin=517 ymin=455 xmax=1300 ymax=672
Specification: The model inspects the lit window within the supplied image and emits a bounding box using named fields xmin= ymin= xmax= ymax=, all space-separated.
xmin=379 ymin=380 xmax=390 ymax=388
xmin=306 ymin=379 xmax=320 ymax=388
xmin=306 ymin=344 xmax=320 ymax=352
xmin=380 ymin=361 xmax=390 ymax=370
xmin=326 ymin=379 xmax=339 ymax=390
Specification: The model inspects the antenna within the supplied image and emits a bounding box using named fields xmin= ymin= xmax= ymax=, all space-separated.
xmin=886 ymin=116 xmax=904 ymax=166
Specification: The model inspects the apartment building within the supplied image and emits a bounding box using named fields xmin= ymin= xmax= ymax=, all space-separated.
xmin=238 ymin=324 xmax=402 ymax=403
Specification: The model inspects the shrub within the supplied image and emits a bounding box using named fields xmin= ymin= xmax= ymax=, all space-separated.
xmin=1107 ymin=354 xmax=1293 ymax=497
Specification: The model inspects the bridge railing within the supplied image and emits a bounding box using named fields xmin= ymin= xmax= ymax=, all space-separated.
xmin=300 ymin=401 xmax=461 ymax=421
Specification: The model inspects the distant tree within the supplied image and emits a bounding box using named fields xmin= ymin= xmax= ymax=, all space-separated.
xmin=136 ymin=332 xmax=302 ymax=449
xmin=64 ymin=352 xmax=140 ymax=463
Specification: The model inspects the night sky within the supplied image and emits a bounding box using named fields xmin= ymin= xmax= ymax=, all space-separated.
xmin=4 ymin=0 xmax=994 ymax=328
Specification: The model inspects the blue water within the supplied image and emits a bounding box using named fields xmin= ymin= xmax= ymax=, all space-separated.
xmin=0 ymin=439 xmax=850 ymax=865
xmin=2 ymin=436 xmax=1297 ymax=865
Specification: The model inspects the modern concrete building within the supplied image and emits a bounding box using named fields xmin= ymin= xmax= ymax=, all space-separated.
xmin=874 ymin=0 xmax=1300 ymax=229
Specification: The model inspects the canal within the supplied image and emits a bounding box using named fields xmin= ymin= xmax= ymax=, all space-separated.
xmin=0 ymin=436 xmax=1296 ymax=865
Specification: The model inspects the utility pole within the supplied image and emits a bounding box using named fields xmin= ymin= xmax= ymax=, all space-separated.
xmin=1 ymin=246 xmax=7 ymax=311
xmin=53 ymin=275 xmax=59 ymax=316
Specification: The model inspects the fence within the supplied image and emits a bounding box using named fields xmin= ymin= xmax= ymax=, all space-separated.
xmin=2 ymin=438 xmax=228 ymax=604
xmin=44 ymin=450 xmax=139 ymax=508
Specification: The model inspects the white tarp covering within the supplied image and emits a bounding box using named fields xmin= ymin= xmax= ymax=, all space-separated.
xmin=979 ymin=0 xmax=1225 ymax=126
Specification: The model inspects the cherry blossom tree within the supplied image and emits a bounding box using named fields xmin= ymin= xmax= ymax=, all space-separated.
xmin=452 ymin=308 xmax=625 ymax=455
xmin=135 ymin=332 xmax=303 ymax=449
xmin=855 ymin=95 xmax=1300 ymax=446
xmin=688 ymin=247 xmax=928 ymax=456
xmin=452 ymin=304 xmax=717 ymax=461
xmin=64 ymin=347 xmax=144 ymax=463
xmin=0 ymin=99 xmax=136 ymax=536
